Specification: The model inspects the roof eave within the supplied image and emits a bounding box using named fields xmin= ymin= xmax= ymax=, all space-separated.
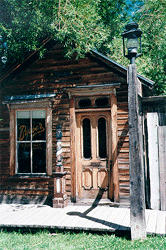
xmin=90 ymin=49 xmax=154 ymax=89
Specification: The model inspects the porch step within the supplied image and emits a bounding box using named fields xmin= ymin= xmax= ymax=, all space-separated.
xmin=68 ymin=199 xmax=119 ymax=207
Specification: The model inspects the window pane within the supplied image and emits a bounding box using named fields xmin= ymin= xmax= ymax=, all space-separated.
xmin=98 ymin=118 xmax=107 ymax=158
xmin=16 ymin=110 xmax=46 ymax=174
xmin=83 ymin=118 xmax=91 ymax=159
xmin=79 ymin=99 xmax=91 ymax=108
xmin=32 ymin=143 xmax=46 ymax=173
xmin=17 ymin=143 xmax=31 ymax=173
xmin=17 ymin=111 xmax=30 ymax=119
xmin=95 ymin=98 xmax=108 ymax=107
xmin=17 ymin=117 xmax=30 ymax=141
xmin=32 ymin=118 xmax=46 ymax=141
xmin=32 ymin=110 xmax=46 ymax=119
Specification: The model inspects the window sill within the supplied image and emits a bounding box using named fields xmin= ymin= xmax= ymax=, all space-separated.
xmin=10 ymin=173 xmax=52 ymax=179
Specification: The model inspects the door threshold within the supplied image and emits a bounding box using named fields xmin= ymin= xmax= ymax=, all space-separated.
xmin=69 ymin=199 xmax=120 ymax=207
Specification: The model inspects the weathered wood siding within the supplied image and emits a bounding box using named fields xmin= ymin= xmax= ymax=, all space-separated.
xmin=0 ymin=43 xmax=130 ymax=205
xmin=0 ymin=96 xmax=10 ymax=201
xmin=143 ymin=97 xmax=166 ymax=210
xmin=117 ymin=81 xmax=129 ymax=206
xmin=147 ymin=113 xmax=160 ymax=210
xmin=158 ymin=126 xmax=166 ymax=211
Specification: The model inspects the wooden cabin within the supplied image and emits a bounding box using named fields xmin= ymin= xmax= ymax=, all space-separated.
xmin=0 ymin=41 xmax=154 ymax=208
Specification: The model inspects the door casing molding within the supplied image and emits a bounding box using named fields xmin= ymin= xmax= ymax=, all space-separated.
xmin=68 ymin=85 xmax=119 ymax=203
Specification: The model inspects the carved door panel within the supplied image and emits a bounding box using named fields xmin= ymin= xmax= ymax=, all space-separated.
xmin=76 ymin=112 xmax=111 ymax=200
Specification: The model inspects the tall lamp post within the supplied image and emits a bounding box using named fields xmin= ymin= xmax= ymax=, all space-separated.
xmin=122 ymin=21 xmax=146 ymax=240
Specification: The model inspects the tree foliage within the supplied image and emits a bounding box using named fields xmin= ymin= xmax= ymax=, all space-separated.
xmin=107 ymin=0 xmax=166 ymax=95
xmin=136 ymin=0 xmax=166 ymax=95
xmin=0 ymin=0 xmax=125 ymax=63
xmin=0 ymin=0 xmax=165 ymax=94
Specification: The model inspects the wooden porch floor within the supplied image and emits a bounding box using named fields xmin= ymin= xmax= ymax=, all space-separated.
xmin=0 ymin=204 xmax=165 ymax=236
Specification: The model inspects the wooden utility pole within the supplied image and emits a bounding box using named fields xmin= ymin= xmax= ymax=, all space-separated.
xmin=128 ymin=64 xmax=146 ymax=240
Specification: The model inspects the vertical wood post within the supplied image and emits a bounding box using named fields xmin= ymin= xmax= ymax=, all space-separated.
xmin=70 ymin=97 xmax=76 ymax=202
xmin=10 ymin=108 xmax=15 ymax=175
xmin=158 ymin=126 xmax=166 ymax=211
xmin=128 ymin=64 xmax=146 ymax=240
xmin=110 ymin=92 xmax=119 ymax=202
xmin=46 ymin=107 xmax=52 ymax=176
xmin=147 ymin=112 xmax=160 ymax=210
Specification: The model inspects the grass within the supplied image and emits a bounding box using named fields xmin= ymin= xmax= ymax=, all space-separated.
xmin=0 ymin=229 xmax=166 ymax=250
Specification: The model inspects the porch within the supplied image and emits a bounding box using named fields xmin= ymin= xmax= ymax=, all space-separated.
xmin=0 ymin=204 xmax=165 ymax=236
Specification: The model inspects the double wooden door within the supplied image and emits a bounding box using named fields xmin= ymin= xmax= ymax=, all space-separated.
xmin=76 ymin=111 xmax=111 ymax=200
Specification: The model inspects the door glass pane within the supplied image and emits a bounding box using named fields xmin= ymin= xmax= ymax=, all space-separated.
xmin=83 ymin=118 xmax=91 ymax=159
xmin=32 ymin=142 xmax=46 ymax=173
xmin=17 ymin=143 xmax=31 ymax=173
xmin=98 ymin=117 xmax=107 ymax=158
xmin=17 ymin=111 xmax=30 ymax=141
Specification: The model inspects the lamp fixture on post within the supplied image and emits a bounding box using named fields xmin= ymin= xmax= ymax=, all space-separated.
xmin=122 ymin=21 xmax=146 ymax=240
xmin=122 ymin=21 xmax=142 ymax=64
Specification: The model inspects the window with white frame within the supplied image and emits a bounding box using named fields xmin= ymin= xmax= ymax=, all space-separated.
xmin=16 ymin=110 xmax=46 ymax=173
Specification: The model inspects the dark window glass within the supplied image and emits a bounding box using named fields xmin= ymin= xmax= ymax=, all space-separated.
xmin=79 ymin=99 xmax=91 ymax=108
xmin=17 ymin=119 xmax=30 ymax=141
xmin=16 ymin=110 xmax=46 ymax=174
xmin=83 ymin=118 xmax=91 ymax=159
xmin=98 ymin=117 xmax=107 ymax=158
xmin=17 ymin=143 xmax=31 ymax=173
xmin=32 ymin=119 xmax=46 ymax=141
xmin=32 ymin=143 xmax=46 ymax=173
xmin=95 ymin=98 xmax=108 ymax=107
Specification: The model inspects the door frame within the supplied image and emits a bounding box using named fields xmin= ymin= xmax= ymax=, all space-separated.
xmin=68 ymin=84 xmax=119 ymax=203
xmin=76 ymin=111 xmax=111 ymax=200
